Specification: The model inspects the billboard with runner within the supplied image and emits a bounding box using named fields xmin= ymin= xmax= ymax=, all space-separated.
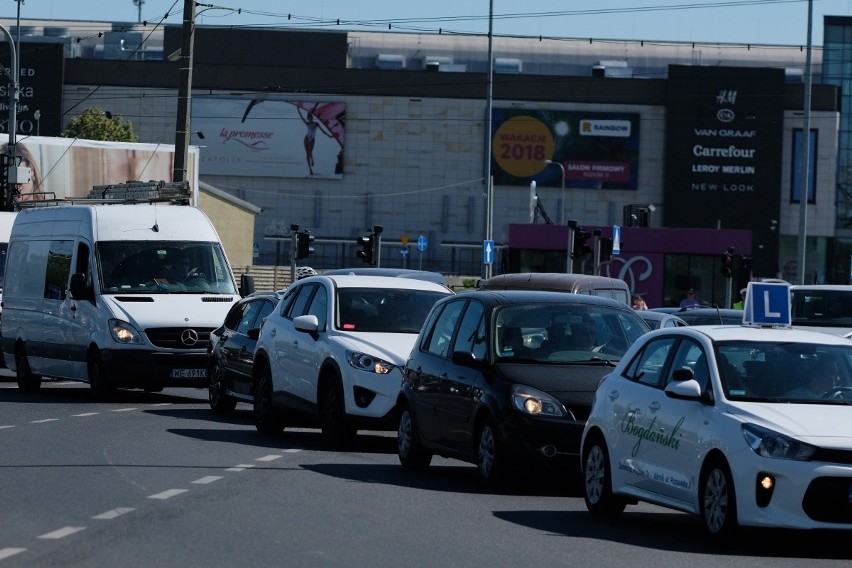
xmin=192 ymin=97 xmax=345 ymax=179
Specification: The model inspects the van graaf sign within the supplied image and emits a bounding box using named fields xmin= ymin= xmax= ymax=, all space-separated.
xmin=662 ymin=66 xmax=783 ymax=277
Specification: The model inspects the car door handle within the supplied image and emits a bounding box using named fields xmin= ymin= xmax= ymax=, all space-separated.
xmin=608 ymin=389 xmax=619 ymax=401
xmin=648 ymin=400 xmax=661 ymax=412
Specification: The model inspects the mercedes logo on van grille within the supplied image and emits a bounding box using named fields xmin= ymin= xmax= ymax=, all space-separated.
xmin=180 ymin=329 xmax=200 ymax=346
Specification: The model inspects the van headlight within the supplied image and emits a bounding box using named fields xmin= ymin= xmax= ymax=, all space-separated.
xmin=511 ymin=384 xmax=566 ymax=417
xmin=109 ymin=319 xmax=143 ymax=345
xmin=347 ymin=351 xmax=394 ymax=374
xmin=742 ymin=423 xmax=816 ymax=461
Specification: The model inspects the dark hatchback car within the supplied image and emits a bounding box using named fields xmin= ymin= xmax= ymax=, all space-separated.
xmin=207 ymin=291 xmax=280 ymax=413
xmin=396 ymin=290 xmax=649 ymax=484
xmin=651 ymin=307 xmax=743 ymax=325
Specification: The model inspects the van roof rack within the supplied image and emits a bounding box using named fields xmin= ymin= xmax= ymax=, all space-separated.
xmin=14 ymin=180 xmax=192 ymax=209
xmin=87 ymin=180 xmax=191 ymax=204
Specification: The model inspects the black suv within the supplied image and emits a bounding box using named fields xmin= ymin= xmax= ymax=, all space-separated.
xmin=396 ymin=290 xmax=649 ymax=485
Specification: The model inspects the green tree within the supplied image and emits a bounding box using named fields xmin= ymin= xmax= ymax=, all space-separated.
xmin=63 ymin=107 xmax=138 ymax=142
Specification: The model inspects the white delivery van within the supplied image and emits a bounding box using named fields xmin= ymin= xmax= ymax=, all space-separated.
xmin=1 ymin=181 xmax=246 ymax=393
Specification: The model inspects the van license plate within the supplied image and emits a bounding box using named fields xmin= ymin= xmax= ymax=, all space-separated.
xmin=170 ymin=369 xmax=206 ymax=379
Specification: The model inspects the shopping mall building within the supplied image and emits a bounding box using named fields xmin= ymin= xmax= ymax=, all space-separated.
xmin=4 ymin=15 xmax=852 ymax=306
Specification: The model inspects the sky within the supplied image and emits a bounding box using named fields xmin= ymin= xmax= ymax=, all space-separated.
xmin=2 ymin=0 xmax=852 ymax=47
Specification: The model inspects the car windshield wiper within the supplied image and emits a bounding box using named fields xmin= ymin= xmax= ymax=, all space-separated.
xmin=558 ymin=357 xmax=617 ymax=367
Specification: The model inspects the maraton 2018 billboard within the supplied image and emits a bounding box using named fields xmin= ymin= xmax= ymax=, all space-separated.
xmin=193 ymin=98 xmax=345 ymax=179
xmin=490 ymin=108 xmax=640 ymax=190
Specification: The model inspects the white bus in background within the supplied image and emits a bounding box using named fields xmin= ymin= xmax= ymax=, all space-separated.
xmin=0 ymin=181 xmax=253 ymax=394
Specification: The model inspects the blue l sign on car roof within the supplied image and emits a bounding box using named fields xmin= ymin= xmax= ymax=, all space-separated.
xmin=745 ymin=281 xmax=791 ymax=327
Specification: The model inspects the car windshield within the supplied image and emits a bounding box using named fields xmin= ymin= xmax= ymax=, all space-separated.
xmin=336 ymin=288 xmax=449 ymax=333
xmin=717 ymin=341 xmax=852 ymax=403
xmin=98 ymin=241 xmax=238 ymax=295
xmin=493 ymin=303 xmax=647 ymax=364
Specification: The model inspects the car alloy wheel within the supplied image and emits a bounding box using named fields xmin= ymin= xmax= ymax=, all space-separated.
xmin=701 ymin=458 xmax=738 ymax=541
xmin=397 ymin=405 xmax=432 ymax=470
xmin=254 ymin=366 xmax=284 ymax=435
xmin=319 ymin=378 xmax=355 ymax=447
xmin=582 ymin=433 xmax=626 ymax=518
xmin=477 ymin=420 xmax=507 ymax=485
xmin=208 ymin=362 xmax=237 ymax=414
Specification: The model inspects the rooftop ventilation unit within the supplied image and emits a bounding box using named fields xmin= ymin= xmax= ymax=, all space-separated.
xmin=494 ymin=58 xmax=522 ymax=74
xmin=376 ymin=53 xmax=406 ymax=70
xmin=423 ymin=56 xmax=453 ymax=71
xmin=592 ymin=60 xmax=633 ymax=78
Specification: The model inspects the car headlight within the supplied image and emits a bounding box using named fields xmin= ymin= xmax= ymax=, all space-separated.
xmin=346 ymin=351 xmax=394 ymax=374
xmin=109 ymin=319 xmax=143 ymax=345
xmin=511 ymin=384 xmax=566 ymax=417
xmin=742 ymin=423 xmax=816 ymax=461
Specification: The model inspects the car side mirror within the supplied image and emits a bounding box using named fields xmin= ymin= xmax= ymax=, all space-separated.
xmin=247 ymin=328 xmax=261 ymax=340
xmin=665 ymin=374 xmax=702 ymax=400
xmin=451 ymin=350 xmax=485 ymax=370
xmin=293 ymin=314 xmax=319 ymax=333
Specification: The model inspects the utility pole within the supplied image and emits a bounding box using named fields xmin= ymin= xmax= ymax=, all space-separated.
xmin=172 ymin=0 xmax=195 ymax=183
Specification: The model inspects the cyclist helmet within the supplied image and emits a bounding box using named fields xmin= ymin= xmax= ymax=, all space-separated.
xmin=295 ymin=266 xmax=318 ymax=280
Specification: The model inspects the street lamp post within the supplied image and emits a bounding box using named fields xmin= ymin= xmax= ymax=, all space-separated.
xmin=544 ymin=160 xmax=565 ymax=224
xmin=545 ymin=159 xmax=568 ymax=272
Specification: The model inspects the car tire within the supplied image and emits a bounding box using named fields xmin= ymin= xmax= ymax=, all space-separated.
xmin=398 ymin=404 xmax=432 ymax=470
xmin=15 ymin=347 xmax=42 ymax=392
xmin=700 ymin=457 xmax=738 ymax=542
xmin=582 ymin=433 xmax=627 ymax=518
xmin=254 ymin=365 xmax=284 ymax=435
xmin=88 ymin=352 xmax=114 ymax=399
xmin=477 ymin=418 xmax=509 ymax=486
xmin=208 ymin=362 xmax=237 ymax=414
xmin=319 ymin=377 xmax=356 ymax=447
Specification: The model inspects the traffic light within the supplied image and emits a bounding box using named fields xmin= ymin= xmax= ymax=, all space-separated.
xmin=721 ymin=248 xmax=734 ymax=277
xmin=572 ymin=228 xmax=592 ymax=259
xmin=356 ymin=234 xmax=375 ymax=264
xmin=598 ymin=237 xmax=613 ymax=263
xmin=295 ymin=230 xmax=315 ymax=260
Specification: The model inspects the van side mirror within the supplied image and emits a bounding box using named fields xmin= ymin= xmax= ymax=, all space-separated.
xmin=240 ymin=274 xmax=255 ymax=297
xmin=69 ymin=273 xmax=95 ymax=303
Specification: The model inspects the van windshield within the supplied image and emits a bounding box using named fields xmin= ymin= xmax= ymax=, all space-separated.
xmin=98 ymin=241 xmax=237 ymax=295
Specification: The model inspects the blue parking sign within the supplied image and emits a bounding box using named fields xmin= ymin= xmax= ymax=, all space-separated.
xmin=745 ymin=282 xmax=791 ymax=327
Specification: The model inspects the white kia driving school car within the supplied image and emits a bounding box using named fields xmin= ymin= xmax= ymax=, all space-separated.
xmin=581 ymin=282 xmax=852 ymax=540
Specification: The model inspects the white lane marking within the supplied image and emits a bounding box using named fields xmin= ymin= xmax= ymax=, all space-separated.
xmin=109 ymin=408 xmax=137 ymax=412
xmin=282 ymin=448 xmax=301 ymax=453
xmin=191 ymin=476 xmax=222 ymax=485
xmin=92 ymin=507 xmax=135 ymax=520
xmin=53 ymin=382 xmax=77 ymax=386
xmin=30 ymin=419 xmax=59 ymax=424
xmin=225 ymin=464 xmax=256 ymax=472
xmin=148 ymin=489 xmax=188 ymax=500
xmin=256 ymin=455 xmax=282 ymax=462
xmin=149 ymin=403 xmax=172 ymax=407
xmin=38 ymin=526 xmax=86 ymax=539
xmin=73 ymin=413 xmax=99 ymax=417
xmin=0 ymin=548 xmax=26 ymax=560
xmin=0 ymin=425 xmax=15 ymax=430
